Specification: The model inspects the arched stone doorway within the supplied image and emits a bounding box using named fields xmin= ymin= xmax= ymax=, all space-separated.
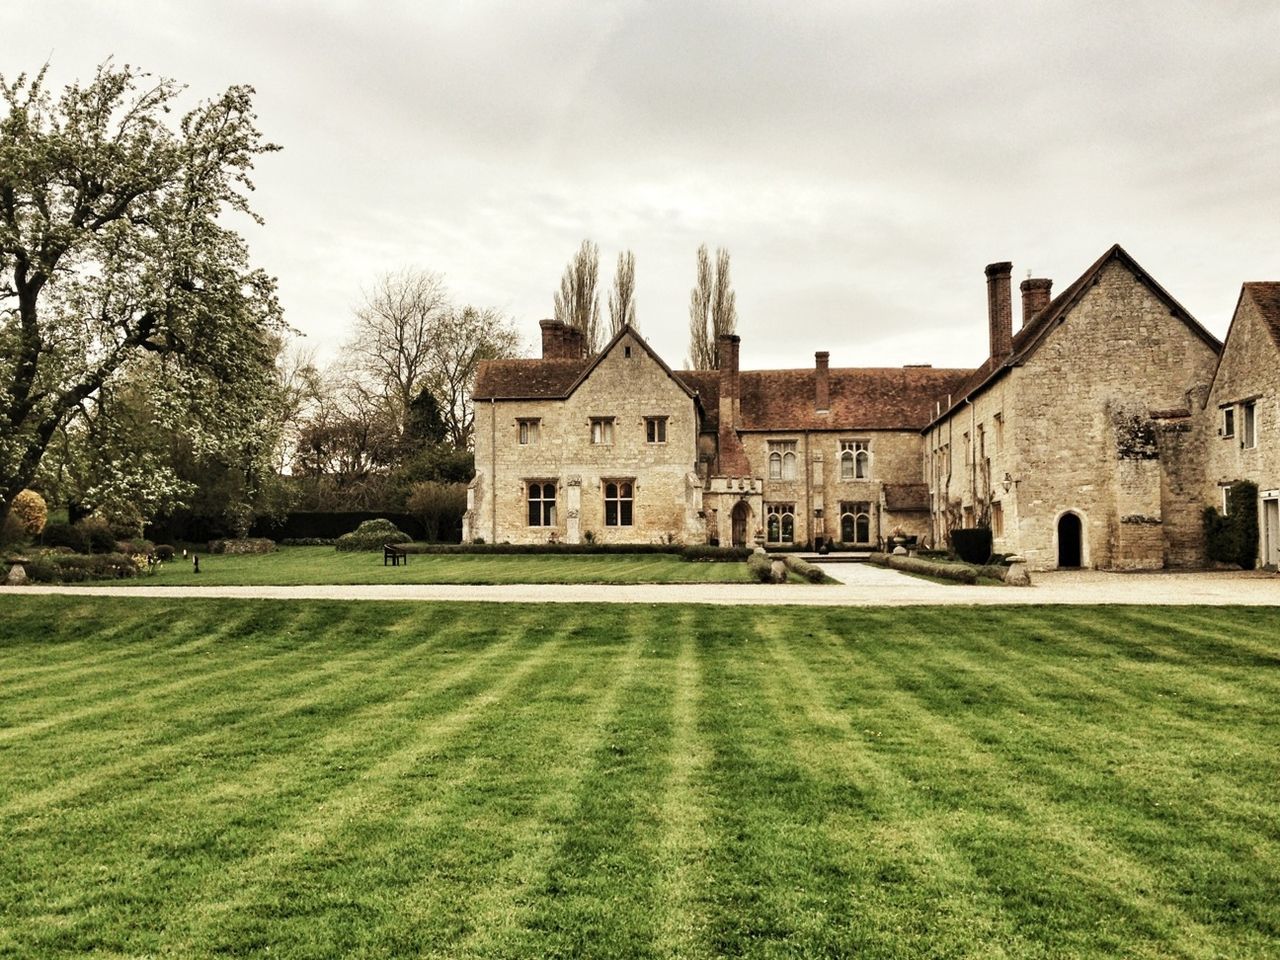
xmin=1057 ymin=512 xmax=1083 ymax=568
xmin=731 ymin=501 xmax=751 ymax=548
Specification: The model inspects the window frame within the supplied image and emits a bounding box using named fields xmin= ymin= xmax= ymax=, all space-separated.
xmin=768 ymin=441 xmax=798 ymax=481
xmin=1221 ymin=406 xmax=1235 ymax=439
xmin=838 ymin=440 xmax=869 ymax=480
xmin=517 ymin=418 xmax=540 ymax=445
xmin=526 ymin=480 xmax=557 ymax=527
xmin=590 ymin=417 xmax=615 ymax=445
xmin=645 ymin=416 xmax=668 ymax=444
xmin=766 ymin=502 xmax=796 ymax=544
xmin=839 ymin=500 xmax=871 ymax=545
xmin=604 ymin=478 xmax=635 ymax=527
xmin=1242 ymin=401 xmax=1257 ymax=449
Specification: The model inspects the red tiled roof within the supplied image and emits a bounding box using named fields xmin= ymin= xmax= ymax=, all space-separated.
xmin=473 ymin=357 xmax=590 ymax=399
xmin=926 ymin=244 xmax=1222 ymax=429
xmin=882 ymin=483 xmax=929 ymax=511
xmin=736 ymin=367 xmax=971 ymax=431
xmin=673 ymin=370 xmax=721 ymax=431
xmin=1244 ymin=282 xmax=1280 ymax=351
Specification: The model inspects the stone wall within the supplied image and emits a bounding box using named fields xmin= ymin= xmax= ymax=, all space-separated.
xmin=470 ymin=331 xmax=703 ymax=544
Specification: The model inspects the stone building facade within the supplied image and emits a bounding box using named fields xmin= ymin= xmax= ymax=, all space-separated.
xmin=1202 ymin=283 xmax=1280 ymax=569
xmin=467 ymin=244 xmax=1274 ymax=569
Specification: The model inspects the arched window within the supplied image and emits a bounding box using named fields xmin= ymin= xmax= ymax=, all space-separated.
xmin=527 ymin=481 xmax=556 ymax=526
xmin=841 ymin=513 xmax=855 ymax=542
xmin=605 ymin=480 xmax=634 ymax=526
xmin=782 ymin=450 xmax=797 ymax=481
xmin=768 ymin=441 xmax=797 ymax=481
xmin=840 ymin=449 xmax=855 ymax=480
xmin=766 ymin=503 xmax=795 ymax=544
xmin=769 ymin=451 xmax=782 ymax=480
xmin=856 ymin=511 xmax=870 ymax=543
xmin=855 ymin=447 xmax=869 ymax=479
xmin=839 ymin=501 xmax=872 ymax=544
xmin=840 ymin=440 xmax=870 ymax=480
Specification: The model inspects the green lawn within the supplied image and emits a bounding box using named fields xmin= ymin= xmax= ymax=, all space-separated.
xmin=122 ymin=546 xmax=760 ymax=585
xmin=2 ymin=599 xmax=1278 ymax=958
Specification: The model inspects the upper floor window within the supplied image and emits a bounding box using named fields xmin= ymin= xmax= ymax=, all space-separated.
xmin=604 ymin=480 xmax=634 ymax=526
xmin=839 ymin=440 xmax=869 ymax=480
xmin=518 ymin=418 xmax=540 ymax=445
xmin=527 ymin=481 xmax=556 ymax=527
xmin=645 ymin=416 xmax=667 ymax=444
xmin=766 ymin=502 xmax=795 ymax=543
xmin=591 ymin=417 xmax=615 ymax=445
xmin=768 ymin=441 xmax=798 ymax=481
xmin=1222 ymin=406 xmax=1235 ymax=438
xmin=1242 ymin=401 xmax=1257 ymax=449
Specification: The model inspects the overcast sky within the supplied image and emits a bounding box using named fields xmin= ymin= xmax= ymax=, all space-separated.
xmin=6 ymin=1 xmax=1280 ymax=372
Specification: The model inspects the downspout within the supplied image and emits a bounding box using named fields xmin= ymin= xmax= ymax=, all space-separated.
xmin=490 ymin=397 xmax=497 ymax=543
xmin=804 ymin=431 xmax=812 ymax=549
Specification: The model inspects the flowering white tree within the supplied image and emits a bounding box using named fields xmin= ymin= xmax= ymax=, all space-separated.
xmin=0 ymin=62 xmax=285 ymax=530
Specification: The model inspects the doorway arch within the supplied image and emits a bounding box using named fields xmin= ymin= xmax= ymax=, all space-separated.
xmin=1057 ymin=511 xmax=1083 ymax=568
xmin=731 ymin=501 xmax=751 ymax=548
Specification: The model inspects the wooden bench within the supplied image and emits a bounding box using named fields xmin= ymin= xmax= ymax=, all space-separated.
xmin=383 ymin=543 xmax=409 ymax=566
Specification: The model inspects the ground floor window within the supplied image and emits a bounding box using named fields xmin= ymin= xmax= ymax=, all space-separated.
xmin=839 ymin=501 xmax=871 ymax=544
xmin=527 ymin=481 xmax=556 ymax=526
xmin=991 ymin=501 xmax=1004 ymax=538
xmin=766 ymin=502 xmax=795 ymax=543
xmin=605 ymin=480 xmax=634 ymax=526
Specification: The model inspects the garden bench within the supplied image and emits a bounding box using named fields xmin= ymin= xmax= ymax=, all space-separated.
xmin=383 ymin=543 xmax=409 ymax=566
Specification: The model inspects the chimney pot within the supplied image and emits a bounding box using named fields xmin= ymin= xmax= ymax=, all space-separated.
xmin=985 ymin=262 xmax=1013 ymax=361
xmin=717 ymin=333 xmax=741 ymax=431
xmin=815 ymin=351 xmax=830 ymax=411
xmin=539 ymin=318 xmax=584 ymax=359
xmin=1020 ymin=277 xmax=1053 ymax=328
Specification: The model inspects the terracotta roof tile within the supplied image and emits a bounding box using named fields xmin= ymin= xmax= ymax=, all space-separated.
xmin=1244 ymin=282 xmax=1280 ymax=350
xmin=882 ymin=483 xmax=929 ymax=511
xmin=737 ymin=367 xmax=971 ymax=431
xmin=473 ymin=358 xmax=590 ymax=399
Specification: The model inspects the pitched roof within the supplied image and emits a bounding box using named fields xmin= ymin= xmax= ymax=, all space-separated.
xmin=926 ymin=244 xmax=1221 ymax=430
xmin=1244 ymin=282 xmax=1280 ymax=351
xmin=736 ymin=367 xmax=971 ymax=431
xmin=882 ymin=483 xmax=929 ymax=511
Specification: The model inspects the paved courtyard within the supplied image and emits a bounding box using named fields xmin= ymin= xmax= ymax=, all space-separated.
xmin=9 ymin=565 xmax=1277 ymax=606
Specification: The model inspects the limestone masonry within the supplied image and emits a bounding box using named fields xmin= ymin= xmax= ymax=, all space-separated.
xmin=467 ymin=244 xmax=1279 ymax=571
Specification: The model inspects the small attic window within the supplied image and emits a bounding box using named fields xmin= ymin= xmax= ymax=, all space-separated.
xmin=624 ymin=345 xmax=632 ymax=358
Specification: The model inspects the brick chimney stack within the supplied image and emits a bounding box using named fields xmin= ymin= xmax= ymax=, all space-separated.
xmin=1020 ymin=277 xmax=1053 ymax=328
xmin=985 ymin=262 xmax=1013 ymax=360
xmin=717 ymin=334 xmax=741 ymax=430
xmin=539 ymin=319 xmax=584 ymax=359
xmin=814 ymin=351 xmax=830 ymax=411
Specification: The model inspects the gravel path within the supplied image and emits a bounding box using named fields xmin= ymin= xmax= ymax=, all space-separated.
xmin=6 ymin=566 xmax=1277 ymax=606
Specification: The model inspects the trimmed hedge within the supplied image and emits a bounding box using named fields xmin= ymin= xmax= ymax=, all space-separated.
xmin=208 ymin=538 xmax=277 ymax=555
xmin=23 ymin=552 xmax=141 ymax=583
xmin=336 ymin=520 xmax=412 ymax=552
xmin=252 ymin=512 xmax=428 ymax=542
xmin=395 ymin=542 xmax=752 ymax=562
xmin=747 ymin=552 xmax=773 ymax=583
xmin=1204 ymin=481 xmax=1259 ymax=569
xmin=868 ymin=551 xmax=978 ymax=584
xmin=782 ymin=553 xmax=826 ymax=583
xmin=280 ymin=538 xmax=337 ymax=547
xmin=950 ymin=527 xmax=993 ymax=565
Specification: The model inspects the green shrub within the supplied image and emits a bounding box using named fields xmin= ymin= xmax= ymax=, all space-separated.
xmin=782 ymin=553 xmax=826 ymax=583
xmin=42 ymin=522 xmax=90 ymax=553
xmin=24 ymin=552 xmax=141 ymax=583
xmin=747 ymin=552 xmax=773 ymax=583
xmin=950 ymin=527 xmax=993 ymax=565
xmin=335 ymin=519 xmax=412 ymax=552
xmin=77 ymin=517 xmax=118 ymax=554
xmin=154 ymin=544 xmax=176 ymax=561
xmin=280 ymin=538 xmax=336 ymax=546
xmin=1204 ymin=481 xmax=1259 ymax=569
xmin=406 ymin=481 xmax=467 ymax=543
xmin=208 ymin=538 xmax=277 ymax=555
xmin=680 ymin=544 xmax=752 ymax=563
xmin=10 ymin=489 xmax=47 ymax=538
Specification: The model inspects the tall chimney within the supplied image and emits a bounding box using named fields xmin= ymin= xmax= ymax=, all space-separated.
xmin=985 ymin=262 xmax=1013 ymax=360
xmin=814 ymin=351 xmax=830 ymax=411
xmin=539 ymin=319 xmax=583 ymax=359
xmin=717 ymin=334 xmax=741 ymax=430
xmin=1020 ymin=277 xmax=1052 ymax=327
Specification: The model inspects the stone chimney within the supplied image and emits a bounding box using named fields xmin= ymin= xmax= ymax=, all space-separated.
xmin=539 ymin=319 xmax=584 ymax=359
xmin=985 ymin=261 xmax=1013 ymax=360
xmin=1020 ymin=277 xmax=1052 ymax=328
xmin=717 ymin=334 xmax=741 ymax=430
xmin=814 ymin=351 xmax=830 ymax=411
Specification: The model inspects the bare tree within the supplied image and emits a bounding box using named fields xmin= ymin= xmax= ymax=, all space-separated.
xmin=428 ymin=306 xmax=522 ymax=449
xmin=347 ymin=268 xmax=450 ymax=431
xmin=607 ymin=250 xmax=637 ymax=336
xmin=552 ymin=240 xmax=601 ymax=353
xmin=687 ymin=245 xmax=737 ymax=368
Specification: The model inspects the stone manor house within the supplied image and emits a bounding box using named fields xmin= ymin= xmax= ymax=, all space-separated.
xmin=466 ymin=244 xmax=1280 ymax=571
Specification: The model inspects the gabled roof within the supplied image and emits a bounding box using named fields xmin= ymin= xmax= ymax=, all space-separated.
xmin=473 ymin=324 xmax=697 ymax=403
xmin=925 ymin=244 xmax=1222 ymax=430
xmin=1205 ymin=281 xmax=1280 ymax=402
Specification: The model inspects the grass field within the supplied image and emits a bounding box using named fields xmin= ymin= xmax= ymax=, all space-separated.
xmin=119 ymin=546 xmax=761 ymax=585
xmin=2 ymin=598 xmax=1278 ymax=958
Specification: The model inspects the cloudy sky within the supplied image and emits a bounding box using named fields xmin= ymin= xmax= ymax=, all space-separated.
xmin=6 ymin=1 xmax=1279 ymax=372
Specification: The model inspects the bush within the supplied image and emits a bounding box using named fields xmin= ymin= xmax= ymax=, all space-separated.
xmin=77 ymin=516 xmax=119 ymax=554
xmin=950 ymin=527 xmax=993 ymax=565
xmin=680 ymin=544 xmax=752 ymax=562
xmin=208 ymin=538 xmax=276 ymax=555
xmin=335 ymin=519 xmax=412 ymax=552
xmin=747 ymin=552 xmax=773 ymax=583
xmin=280 ymin=538 xmax=337 ymax=546
xmin=41 ymin=521 xmax=90 ymax=553
xmin=869 ymin=551 xmax=979 ymax=584
xmin=251 ymin=511 xmax=427 ymax=542
xmin=154 ymin=544 xmax=176 ymax=561
xmin=395 ymin=542 xmax=744 ymax=558
xmin=10 ymin=490 xmax=47 ymax=538
xmin=1204 ymin=481 xmax=1259 ymax=569
xmin=24 ymin=552 xmax=140 ymax=583
xmin=116 ymin=538 xmax=155 ymax=555
xmin=783 ymin=554 xmax=826 ymax=583
xmin=406 ymin=481 xmax=468 ymax=543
